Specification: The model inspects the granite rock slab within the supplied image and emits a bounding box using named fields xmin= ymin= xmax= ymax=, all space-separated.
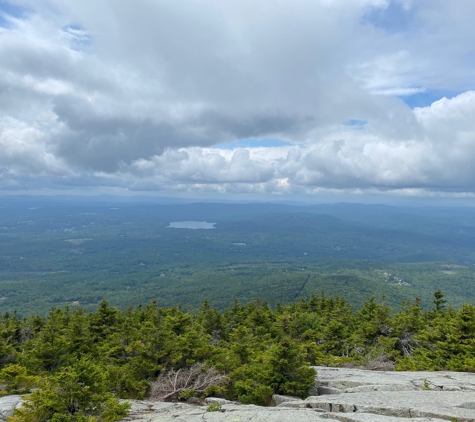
xmin=0 ymin=395 xmax=22 ymax=422
xmin=281 ymin=391 xmax=475 ymax=421
xmin=124 ymin=400 xmax=335 ymax=422
xmin=312 ymin=365 xmax=475 ymax=394
xmin=3 ymin=367 xmax=475 ymax=422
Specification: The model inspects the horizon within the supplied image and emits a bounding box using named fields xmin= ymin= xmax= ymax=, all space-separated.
xmin=3 ymin=192 xmax=475 ymax=209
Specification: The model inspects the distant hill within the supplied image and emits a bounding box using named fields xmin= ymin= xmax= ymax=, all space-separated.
xmin=0 ymin=197 xmax=474 ymax=315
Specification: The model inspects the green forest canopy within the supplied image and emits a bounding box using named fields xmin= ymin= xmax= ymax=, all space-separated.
xmin=1 ymin=291 xmax=474 ymax=421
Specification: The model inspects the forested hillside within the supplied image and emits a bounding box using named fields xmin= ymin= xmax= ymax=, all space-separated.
xmin=2 ymin=198 xmax=475 ymax=420
xmin=2 ymin=198 xmax=475 ymax=315
xmin=1 ymin=292 xmax=474 ymax=421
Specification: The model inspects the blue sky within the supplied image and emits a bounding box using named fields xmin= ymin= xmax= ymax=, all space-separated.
xmin=1 ymin=0 xmax=475 ymax=202
xmin=401 ymin=90 xmax=465 ymax=109
xmin=0 ymin=0 xmax=27 ymax=27
xmin=363 ymin=0 xmax=417 ymax=33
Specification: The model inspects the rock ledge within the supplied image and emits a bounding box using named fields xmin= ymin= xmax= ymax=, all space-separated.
xmin=1 ymin=367 xmax=474 ymax=421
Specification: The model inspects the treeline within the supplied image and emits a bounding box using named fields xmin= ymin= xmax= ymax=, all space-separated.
xmin=0 ymin=291 xmax=474 ymax=421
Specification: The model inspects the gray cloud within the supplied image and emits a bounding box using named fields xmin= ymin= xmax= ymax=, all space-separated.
xmin=1 ymin=0 xmax=475 ymax=196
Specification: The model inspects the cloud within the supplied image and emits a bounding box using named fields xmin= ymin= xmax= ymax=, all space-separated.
xmin=99 ymin=91 xmax=475 ymax=194
xmin=0 ymin=0 xmax=475 ymax=197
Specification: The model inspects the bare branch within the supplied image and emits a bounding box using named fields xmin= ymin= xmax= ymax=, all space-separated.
xmin=150 ymin=363 xmax=227 ymax=401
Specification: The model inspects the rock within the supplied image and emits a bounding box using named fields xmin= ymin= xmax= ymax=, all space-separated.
xmin=122 ymin=399 xmax=459 ymax=421
xmin=307 ymin=385 xmax=319 ymax=396
xmin=344 ymin=384 xmax=414 ymax=393
xmin=118 ymin=366 xmax=475 ymax=421
xmin=312 ymin=366 xmax=475 ymax=394
xmin=204 ymin=397 xmax=236 ymax=405
xmin=270 ymin=394 xmax=302 ymax=406
xmin=304 ymin=365 xmax=475 ymax=421
xmin=0 ymin=395 xmax=22 ymax=422
xmin=295 ymin=391 xmax=475 ymax=421
xmin=123 ymin=401 xmax=335 ymax=421
xmin=329 ymin=413 xmax=447 ymax=422
xmin=318 ymin=386 xmax=343 ymax=395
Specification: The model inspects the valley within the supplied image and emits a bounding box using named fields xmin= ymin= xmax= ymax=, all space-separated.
xmin=0 ymin=197 xmax=475 ymax=315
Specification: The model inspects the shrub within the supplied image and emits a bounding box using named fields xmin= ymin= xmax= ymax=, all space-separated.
xmin=9 ymin=358 xmax=130 ymax=422
xmin=0 ymin=365 xmax=38 ymax=395
xmin=206 ymin=402 xmax=222 ymax=412
xmin=177 ymin=390 xmax=196 ymax=400
xmin=233 ymin=379 xmax=273 ymax=406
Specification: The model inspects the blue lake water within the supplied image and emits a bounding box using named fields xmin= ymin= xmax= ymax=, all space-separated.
xmin=167 ymin=221 xmax=216 ymax=229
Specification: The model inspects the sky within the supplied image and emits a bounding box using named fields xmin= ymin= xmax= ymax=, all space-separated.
xmin=1 ymin=0 xmax=475 ymax=202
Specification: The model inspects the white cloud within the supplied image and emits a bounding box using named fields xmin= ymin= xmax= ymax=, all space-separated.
xmin=0 ymin=0 xmax=475 ymax=197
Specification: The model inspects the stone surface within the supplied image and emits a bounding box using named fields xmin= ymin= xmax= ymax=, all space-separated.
xmin=282 ymin=391 xmax=475 ymax=420
xmin=0 ymin=395 xmax=22 ymax=422
xmin=312 ymin=365 xmax=475 ymax=394
xmin=270 ymin=394 xmax=302 ymax=406
xmin=122 ymin=367 xmax=475 ymax=421
xmin=3 ymin=367 xmax=475 ymax=421
xmin=330 ymin=413 xmax=447 ymax=422
xmin=123 ymin=400 xmax=335 ymax=421
xmin=123 ymin=398 xmax=462 ymax=421
xmin=204 ymin=397 xmax=237 ymax=405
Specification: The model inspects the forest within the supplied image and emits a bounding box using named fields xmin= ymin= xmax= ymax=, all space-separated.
xmin=1 ymin=198 xmax=475 ymax=420
xmin=1 ymin=291 xmax=474 ymax=421
xmin=2 ymin=197 xmax=475 ymax=315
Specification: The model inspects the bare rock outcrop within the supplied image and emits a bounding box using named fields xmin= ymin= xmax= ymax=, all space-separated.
xmin=0 ymin=395 xmax=22 ymax=422
xmin=312 ymin=366 xmax=475 ymax=394
xmin=123 ymin=400 xmax=333 ymax=422
xmin=277 ymin=366 xmax=475 ymax=422
xmin=2 ymin=367 xmax=474 ymax=421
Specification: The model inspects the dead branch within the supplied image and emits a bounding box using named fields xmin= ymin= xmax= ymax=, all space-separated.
xmin=361 ymin=351 xmax=396 ymax=371
xmin=150 ymin=363 xmax=227 ymax=401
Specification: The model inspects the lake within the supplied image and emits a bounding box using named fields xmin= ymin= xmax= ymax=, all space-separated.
xmin=167 ymin=221 xmax=216 ymax=229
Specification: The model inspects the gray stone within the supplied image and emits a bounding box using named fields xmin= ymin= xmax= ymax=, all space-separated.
xmin=308 ymin=385 xmax=319 ymax=396
xmin=204 ymin=397 xmax=236 ymax=405
xmin=318 ymin=386 xmax=343 ymax=395
xmin=0 ymin=395 xmax=22 ymax=422
xmin=301 ymin=391 xmax=475 ymax=421
xmin=123 ymin=401 xmax=337 ymax=421
xmin=312 ymin=366 xmax=475 ymax=393
xmin=344 ymin=384 xmax=414 ymax=393
xmin=270 ymin=394 xmax=302 ymax=406
xmin=330 ymin=413 xmax=448 ymax=422
xmin=120 ymin=367 xmax=475 ymax=422
xmin=276 ymin=401 xmax=306 ymax=408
